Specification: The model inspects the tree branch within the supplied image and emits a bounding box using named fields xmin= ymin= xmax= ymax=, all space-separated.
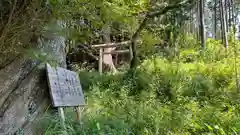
xmin=130 ymin=0 xmax=191 ymax=69
xmin=0 ymin=0 xmax=17 ymax=43
xmin=148 ymin=4 xmax=185 ymax=17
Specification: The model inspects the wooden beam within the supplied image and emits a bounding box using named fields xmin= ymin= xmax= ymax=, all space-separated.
xmin=103 ymin=49 xmax=130 ymax=54
xmin=91 ymin=40 xmax=142 ymax=48
xmin=91 ymin=41 xmax=131 ymax=48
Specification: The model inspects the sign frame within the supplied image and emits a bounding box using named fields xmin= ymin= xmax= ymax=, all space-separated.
xmin=46 ymin=63 xmax=85 ymax=107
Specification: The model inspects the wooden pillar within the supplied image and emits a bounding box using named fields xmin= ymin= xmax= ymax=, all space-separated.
xmin=99 ymin=48 xmax=103 ymax=74
xmin=58 ymin=107 xmax=67 ymax=134
xmin=129 ymin=44 xmax=133 ymax=61
xmin=115 ymin=53 xmax=118 ymax=66
xmin=75 ymin=106 xmax=82 ymax=122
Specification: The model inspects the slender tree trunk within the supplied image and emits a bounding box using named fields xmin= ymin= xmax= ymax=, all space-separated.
xmin=225 ymin=0 xmax=229 ymax=32
xmin=0 ymin=20 xmax=66 ymax=135
xmin=196 ymin=0 xmax=200 ymax=40
xmin=130 ymin=17 xmax=148 ymax=69
xmin=231 ymin=1 xmax=234 ymax=25
xmin=231 ymin=0 xmax=235 ymax=25
xmin=190 ymin=8 xmax=194 ymax=34
xmin=220 ymin=0 xmax=229 ymax=48
xmin=190 ymin=10 xmax=193 ymax=34
xmin=214 ymin=0 xmax=218 ymax=39
xmin=199 ymin=0 xmax=206 ymax=48
xmin=228 ymin=0 xmax=232 ymax=28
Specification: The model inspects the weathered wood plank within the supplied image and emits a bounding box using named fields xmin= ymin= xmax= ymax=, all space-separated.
xmin=91 ymin=40 xmax=142 ymax=48
xmin=103 ymin=49 xmax=130 ymax=54
xmin=91 ymin=41 xmax=131 ymax=48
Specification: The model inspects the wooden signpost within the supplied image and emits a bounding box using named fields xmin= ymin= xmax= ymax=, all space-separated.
xmin=46 ymin=63 xmax=85 ymax=131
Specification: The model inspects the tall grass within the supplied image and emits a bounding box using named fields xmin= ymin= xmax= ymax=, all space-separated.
xmin=39 ymin=38 xmax=240 ymax=135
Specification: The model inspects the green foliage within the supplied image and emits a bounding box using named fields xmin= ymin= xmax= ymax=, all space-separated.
xmin=40 ymin=37 xmax=240 ymax=135
xmin=176 ymin=34 xmax=199 ymax=49
xmin=45 ymin=0 xmax=149 ymax=45
xmin=26 ymin=1 xmax=240 ymax=134
xmin=0 ymin=0 xmax=46 ymax=63
xmin=24 ymin=48 xmax=57 ymax=66
xmin=179 ymin=49 xmax=200 ymax=63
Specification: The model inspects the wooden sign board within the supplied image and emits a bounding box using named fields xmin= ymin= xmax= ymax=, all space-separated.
xmin=46 ymin=64 xmax=85 ymax=107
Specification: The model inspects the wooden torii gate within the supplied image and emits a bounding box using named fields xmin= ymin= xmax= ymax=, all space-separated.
xmin=91 ymin=40 xmax=132 ymax=74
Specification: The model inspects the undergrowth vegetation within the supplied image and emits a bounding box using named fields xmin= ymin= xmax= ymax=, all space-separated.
xmin=39 ymin=37 xmax=240 ymax=135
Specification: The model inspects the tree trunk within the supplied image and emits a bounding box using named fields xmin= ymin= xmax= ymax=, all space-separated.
xmin=220 ymin=0 xmax=228 ymax=48
xmin=130 ymin=17 xmax=148 ymax=69
xmin=196 ymin=0 xmax=200 ymax=40
xmin=129 ymin=1 xmax=190 ymax=69
xmin=225 ymin=0 xmax=229 ymax=32
xmin=102 ymin=25 xmax=117 ymax=73
xmin=0 ymin=21 xmax=66 ymax=135
xmin=199 ymin=0 xmax=206 ymax=48
xmin=228 ymin=0 xmax=232 ymax=28
xmin=190 ymin=9 xmax=194 ymax=34
xmin=214 ymin=0 xmax=218 ymax=39
xmin=231 ymin=0 xmax=235 ymax=25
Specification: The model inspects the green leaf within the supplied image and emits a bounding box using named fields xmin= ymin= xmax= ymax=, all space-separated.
xmin=204 ymin=123 xmax=213 ymax=131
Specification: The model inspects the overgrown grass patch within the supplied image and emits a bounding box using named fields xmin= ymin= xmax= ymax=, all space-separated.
xmin=40 ymin=39 xmax=240 ymax=135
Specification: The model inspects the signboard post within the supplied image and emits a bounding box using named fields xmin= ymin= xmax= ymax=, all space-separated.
xmin=46 ymin=63 xmax=85 ymax=128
